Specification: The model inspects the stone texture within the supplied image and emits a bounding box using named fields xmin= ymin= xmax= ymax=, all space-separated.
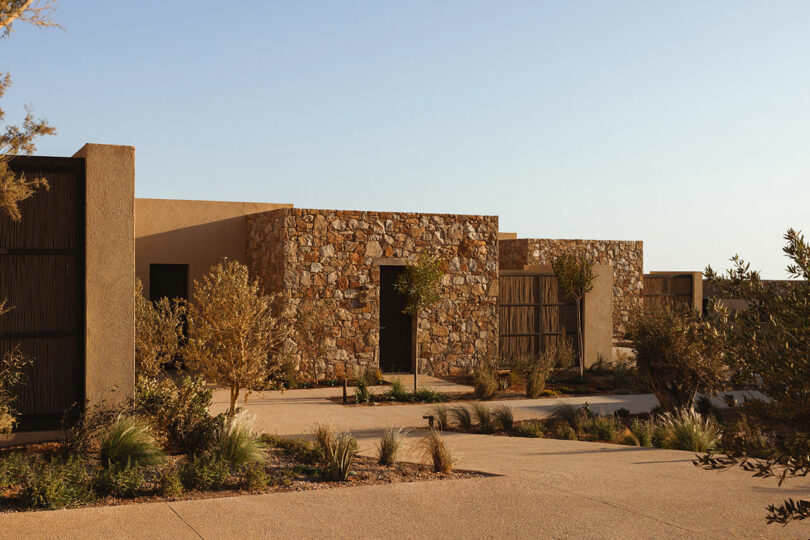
xmin=499 ymin=238 xmax=643 ymax=337
xmin=247 ymin=208 xmax=499 ymax=377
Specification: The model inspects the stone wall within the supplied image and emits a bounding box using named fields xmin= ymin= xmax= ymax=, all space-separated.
xmin=247 ymin=208 xmax=499 ymax=378
xmin=499 ymin=238 xmax=643 ymax=336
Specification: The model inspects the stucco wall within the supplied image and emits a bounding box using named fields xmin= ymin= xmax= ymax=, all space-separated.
xmin=500 ymin=238 xmax=643 ymax=337
xmin=73 ymin=144 xmax=135 ymax=407
xmin=135 ymin=199 xmax=291 ymax=299
xmin=247 ymin=208 xmax=499 ymax=377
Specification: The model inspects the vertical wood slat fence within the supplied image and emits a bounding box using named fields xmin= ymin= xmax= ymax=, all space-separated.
xmin=642 ymin=274 xmax=693 ymax=313
xmin=498 ymin=272 xmax=578 ymax=363
xmin=0 ymin=156 xmax=85 ymax=430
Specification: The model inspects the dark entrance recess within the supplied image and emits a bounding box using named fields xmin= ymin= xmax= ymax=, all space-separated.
xmin=379 ymin=266 xmax=413 ymax=373
xmin=0 ymin=156 xmax=86 ymax=431
xmin=149 ymin=264 xmax=189 ymax=302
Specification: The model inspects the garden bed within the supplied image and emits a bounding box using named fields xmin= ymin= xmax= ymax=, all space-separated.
xmin=0 ymin=435 xmax=483 ymax=513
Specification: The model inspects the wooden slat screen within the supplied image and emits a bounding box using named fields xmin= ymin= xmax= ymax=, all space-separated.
xmin=0 ymin=156 xmax=85 ymax=430
xmin=498 ymin=272 xmax=578 ymax=363
xmin=643 ymin=274 xmax=693 ymax=313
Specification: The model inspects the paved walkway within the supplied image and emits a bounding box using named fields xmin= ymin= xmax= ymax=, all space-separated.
xmin=2 ymin=381 xmax=808 ymax=539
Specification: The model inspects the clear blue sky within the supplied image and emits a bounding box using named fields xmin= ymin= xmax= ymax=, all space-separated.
xmin=3 ymin=1 xmax=809 ymax=277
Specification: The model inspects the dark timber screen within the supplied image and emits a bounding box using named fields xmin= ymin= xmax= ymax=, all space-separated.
xmin=643 ymin=274 xmax=693 ymax=313
xmin=498 ymin=271 xmax=578 ymax=362
xmin=0 ymin=156 xmax=85 ymax=430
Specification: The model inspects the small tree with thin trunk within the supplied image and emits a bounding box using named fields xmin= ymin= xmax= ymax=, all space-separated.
xmin=394 ymin=252 xmax=443 ymax=392
xmin=552 ymin=254 xmax=594 ymax=379
xmin=184 ymin=259 xmax=291 ymax=413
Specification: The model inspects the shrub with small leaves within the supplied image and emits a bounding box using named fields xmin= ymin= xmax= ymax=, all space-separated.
xmin=158 ymin=466 xmax=184 ymax=498
xmin=588 ymin=415 xmax=619 ymax=442
xmin=262 ymin=434 xmax=324 ymax=465
xmin=93 ymin=462 xmax=146 ymax=498
xmin=472 ymin=364 xmax=498 ymax=400
xmin=412 ymin=387 xmax=449 ymax=403
xmin=0 ymin=451 xmax=29 ymax=489
xmin=514 ymin=419 xmax=545 ymax=438
xmin=240 ymin=463 xmax=270 ymax=490
xmin=355 ymin=379 xmax=371 ymax=403
xmin=628 ymin=418 xmax=656 ymax=447
xmin=555 ymin=424 xmax=578 ymax=441
xmin=20 ymin=456 xmax=93 ymax=510
xmin=180 ymin=454 xmax=230 ymax=491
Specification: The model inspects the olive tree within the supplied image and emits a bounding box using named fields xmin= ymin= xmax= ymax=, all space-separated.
xmin=185 ymin=259 xmax=291 ymax=413
xmin=135 ymin=280 xmax=186 ymax=378
xmin=625 ymin=307 xmax=726 ymax=412
xmin=394 ymin=252 xmax=443 ymax=392
xmin=696 ymin=229 xmax=810 ymax=525
xmin=551 ymin=254 xmax=594 ymax=379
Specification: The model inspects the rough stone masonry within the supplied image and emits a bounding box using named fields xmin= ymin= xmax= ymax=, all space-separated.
xmin=247 ymin=208 xmax=499 ymax=378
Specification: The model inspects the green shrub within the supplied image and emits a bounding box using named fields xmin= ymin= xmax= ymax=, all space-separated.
xmin=355 ymin=379 xmax=371 ymax=403
xmin=20 ymin=456 xmax=92 ymax=510
xmin=421 ymin=428 xmax=454 ymax=473
xmin=430 ymin=404 xmax=449 ymax=430
xmin=180 ymin=454 xmax=230 ymax=491
xmin=100 ymin=416 xmax=165 ymax=469
xmin=215 ymin=413 xmax=265 ymax=468
xmin=412 ymin=387 xmax=449 ymax=403
xmin=524 ymin=349 xmax=557 ymax=398
xmin=628 ymin=418 xmax=656 ymax=447
xmin=555 ymin=424 xmax=578 ymax=441
xmin=322 ymin=432 xmax=357 ymax=481
xmin=240 ymin=463 xmax=270 ymax=490
xmin=588 ymin=415 xmax=619 ymax=442
xmin=449 ymin=405 xmax=473 ymax=431
xmin=661 ymin=408 xmax=721 ymax=452
xmin=493 ymin=405 xmax=515 ymax=432
xmin=134 ymin=375 xmax=224 ymax=455
xmin=388 ymin=379 xmax=409 ymax=401
xmin=471 ymin=403 xmax=494 ymax=433
xmin=262 ymin=434 xmax=324 ymax=465
xmin=93 ymin=462 xmax=146 ymax=498
xmin=158 ymin=466 xmax=184 ymax=497
xmin=472 ymin=365 xmax=497 ymax=400
xmin=513 ymin=419 xmax=544 ymax=438
xmin=0 ymin=451 xmax=29 ymax=488
xmin=376 ymin=427 xmax=407 ymax=466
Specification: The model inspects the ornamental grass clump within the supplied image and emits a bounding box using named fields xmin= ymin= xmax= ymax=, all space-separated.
xmin=388 ymin=379 xmax=409 ymax=401
xmin=493 ymin=405 xmax=515 ymax=432
xmin=514 ymin=419 xmax=545 ymax=438
xmin=215 ymin=412 xmax=266 ymax=468
xmin=661 ymin=408 xmax=721 ymax=452
xmin=449 ymin=405 xmax=473 ymax=431
xmin=376 ymin=427 xmax=407 ymax=466
xmin=472 ymin=364 xmax=498 ymax=400
xmin=421 ymin=428 xmax=454 ymax=473
xmin=471 ymin=403 xmax=494 ymax=434
xmin=430 ymin=404 xmax=450 ymax=430
xmin=624 ymin=418 xmax=656 ymax=447
xmin=323 ymin=432 xmax=358 ymax=481
xmin=99 ymin=416 xmax=165 ymax=469
xmin=355 ymin=379 xmax=371 ymax=403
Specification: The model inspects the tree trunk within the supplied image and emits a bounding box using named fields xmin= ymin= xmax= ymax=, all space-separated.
xmin=229 ymin=385 xmax=240 ymax=414
xmin=413 ymin=310 xmax=419 ymax=393
xmin=576 ymin=298 xmax=584 ymax=380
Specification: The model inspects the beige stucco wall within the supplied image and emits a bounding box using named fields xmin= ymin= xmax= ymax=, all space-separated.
xmin=583 ymin=264 xmax=614 ymax=368
xmin=135 ymin=199 xmax=292 ymax=299
xmin=73 ymin=143 xmax=135 ymax=407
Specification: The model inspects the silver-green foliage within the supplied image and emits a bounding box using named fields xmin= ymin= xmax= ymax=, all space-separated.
xmin=376 ymin=427 xmax=407 ymax=466
xmin=661 ymin=408 xmax=721 ymax=452
xmin=215 ymin=412 xmax=266 ymax=468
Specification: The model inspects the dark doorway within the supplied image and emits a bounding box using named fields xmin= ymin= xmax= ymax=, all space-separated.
xmin=149 ymin=264 xmax=189 ymax=302
xmin=379 ymin=266 xmax=413 ymax=373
